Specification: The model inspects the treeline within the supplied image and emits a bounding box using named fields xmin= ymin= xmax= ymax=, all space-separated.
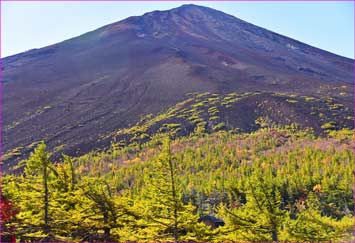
xmin=1 ymin=128 xmax=354 ymax=242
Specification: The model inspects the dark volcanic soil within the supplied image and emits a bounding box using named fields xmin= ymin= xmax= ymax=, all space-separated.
xmin=2 ymin=4 xmax=354 ymax=169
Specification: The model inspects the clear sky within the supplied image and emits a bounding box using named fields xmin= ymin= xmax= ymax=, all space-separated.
xmin=1 ymin=1 xmax=354 ymax=59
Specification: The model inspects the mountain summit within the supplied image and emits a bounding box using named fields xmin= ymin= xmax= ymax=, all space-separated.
xmin=3 ymin=5 xmax=353 ymax=169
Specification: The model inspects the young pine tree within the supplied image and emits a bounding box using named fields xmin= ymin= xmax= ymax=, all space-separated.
xmin=25 ymin=142 xmax=52 ymax=233
xmin=139 ymin=137 xmax=211 ymax=242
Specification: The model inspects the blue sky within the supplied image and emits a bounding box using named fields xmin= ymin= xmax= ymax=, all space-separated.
xmin=1 ymin=1 xmax=354 ymax=58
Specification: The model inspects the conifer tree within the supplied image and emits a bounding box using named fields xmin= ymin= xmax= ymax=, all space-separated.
xmin=68 ymin=178 xmax=138 ymax=242
xmin=287 ymin=191 xmax=354 ymax=242
xmin=24 ymin=142 xmax=52 ymax=239
xmin=140 ymin=137 xmax=210 ymax=241
xmin=218 ymin=168 xmax=287 ymax=241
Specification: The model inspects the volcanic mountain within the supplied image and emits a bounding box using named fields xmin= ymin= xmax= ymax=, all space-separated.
xmin=2 ymin=4 xmax=354 ymax=170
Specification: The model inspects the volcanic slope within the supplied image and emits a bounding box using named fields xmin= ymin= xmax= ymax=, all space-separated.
xmin=2 ymin=4 xmax=354 ymax=169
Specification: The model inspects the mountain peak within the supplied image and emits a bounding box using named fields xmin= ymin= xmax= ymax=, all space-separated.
xmin=170 ymin=4 xmax=229 ymax=18
xmin=172 ymin=3 xmax=215 ymax=12
xmin=144 ymin=4 xmax=218 ymax=15
xmin=112 ymin=4 xmax=242 ymax=42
